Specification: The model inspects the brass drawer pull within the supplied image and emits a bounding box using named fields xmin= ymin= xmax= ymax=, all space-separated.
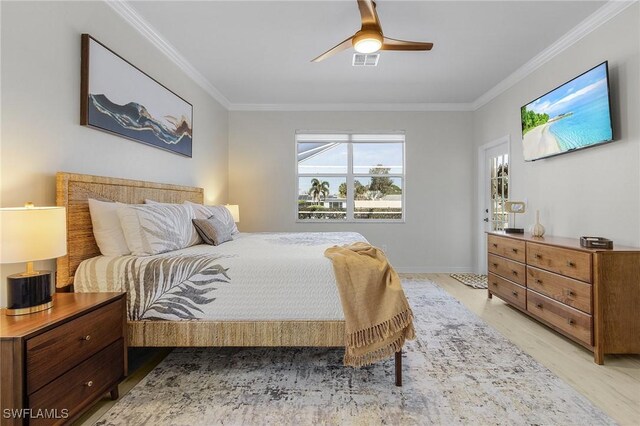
xmin=535 ymin=279 xmax=543 ymax=284
xmin=512 ymin=248 xmax=518 ymax=253
xmin=81 ymin=335 xmax=91 ymax=341
xmin=511 ymin=291 xmax=518 ymax=297
xmin=85 ymin=380 xmax=94 ymax=387
xmin=534 ymin=253 xmax=542 ymax=259
xmin=567 ymin=290 xmax=575 ymax=297
xmin=512 ymin=270 xmax=518 ymax=276
xmin=536 ymin=303 xmax=543 ymax=309
xmin=492 ymin=243 xmax=498 ymax=248
xmin=492 ymin=282 xmax=498 ymax=286
xmin=566 ymin=261 xmax=575 ymax=267
xmin=492 ymin=263 xmax=498 ymax=268
xmin=567 ymin=319 xmax=575 ymax=326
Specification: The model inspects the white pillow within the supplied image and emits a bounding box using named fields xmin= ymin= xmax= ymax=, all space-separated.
xmin=117 ymin=204 xmax=201 ymax=255
xmin=87 ymin=198 xmax=131 ymax=256
xmin=185 ymin=201 xmax=239 ymax=234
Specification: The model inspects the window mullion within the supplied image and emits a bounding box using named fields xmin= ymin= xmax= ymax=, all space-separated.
xmin=347 ymin=137 xmax=354 ymax=221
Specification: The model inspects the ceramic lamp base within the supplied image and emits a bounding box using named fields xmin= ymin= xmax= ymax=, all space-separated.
xmin=5 ymin=271 xmax=53 ymax=316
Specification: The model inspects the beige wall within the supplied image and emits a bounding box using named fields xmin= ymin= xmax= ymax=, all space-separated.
xmin=472 ymin=4 xmax=640 ymax=271
xmin=229 ymin=111 xmax=475 ymax=272
xmin=0 ymin=1 xmax=229 ymax=304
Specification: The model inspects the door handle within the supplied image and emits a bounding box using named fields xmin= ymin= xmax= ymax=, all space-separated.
xmin=483 ymin=218 xmax=489 ymax=222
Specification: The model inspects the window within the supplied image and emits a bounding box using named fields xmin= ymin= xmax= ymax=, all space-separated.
xmin=296 ymin=132 xmax=405 ymax=222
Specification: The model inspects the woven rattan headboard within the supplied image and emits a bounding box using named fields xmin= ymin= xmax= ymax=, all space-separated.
xmin=56 ymin=172 xmax=204 ymax=289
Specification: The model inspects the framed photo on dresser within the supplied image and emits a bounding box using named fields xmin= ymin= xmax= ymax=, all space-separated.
xmin=80 ymin=34 xmax=193 ymax=157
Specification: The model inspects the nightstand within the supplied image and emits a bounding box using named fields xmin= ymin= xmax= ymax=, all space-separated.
xmin=0 ymin=292 xmax=127 ymax=426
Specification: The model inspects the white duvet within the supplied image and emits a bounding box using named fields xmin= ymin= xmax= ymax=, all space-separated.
xmin=74 ymin=232 xmax=367 ymax=321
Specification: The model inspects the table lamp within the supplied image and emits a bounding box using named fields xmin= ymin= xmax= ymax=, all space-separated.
xmin=0 ymin=204 xmax=67 ymax=315
xmin=504 ymin=201 xmax=526 ymax=234
xmin=225 ymin=204 xmax=240 ymax=223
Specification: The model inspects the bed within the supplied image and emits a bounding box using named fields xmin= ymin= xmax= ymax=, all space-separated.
xmin=56 ymin=172 xmax=404 ymax=385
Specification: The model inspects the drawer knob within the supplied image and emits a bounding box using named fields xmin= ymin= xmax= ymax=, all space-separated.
xmin=536 ymin=279 xmax=543 ymax=284
xmin=492 ymin=282 xmax=498 ymax=286
xmin=536 ymin=303 xmax=543 ymax=309
xmin=512 ymin=248 xmax=518 ymax=253
xmin=567 ymin=319 xmax=575 ymax=326
xmin=492 ymin=243 xmax=498 ymax=248
xmin=511 ymin=291 xmax=518 ymax=297
xmin=492 ymin=263 xmax=498 ymax=268
xmin=81 ymin=335 xmax=91 ymax=341
xmin=534 ymin=254 xmax=542 ymax=259
xmin=511 ymin=270 xmax=518 ymax=276
xmin=567 ymin=290 xmax=575 ymax=297
xmin=85 ymin=381 xmax=94 ymax=387
xmin=566 ymin=261 xmax=575 ymax=267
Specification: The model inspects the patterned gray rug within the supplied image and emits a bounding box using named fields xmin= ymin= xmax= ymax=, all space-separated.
xmin=97 ymin=278 xmax=612 ymax=425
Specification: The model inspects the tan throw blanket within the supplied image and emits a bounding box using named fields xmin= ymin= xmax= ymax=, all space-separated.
xmin=325 ymin=242 xmax=415 ymax=367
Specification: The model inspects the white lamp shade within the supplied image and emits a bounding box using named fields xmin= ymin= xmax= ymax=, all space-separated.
xmin=225 ymin=205 xmax=240 ymax=223
xmin=0 ymin=207 xmax=67 ymax=264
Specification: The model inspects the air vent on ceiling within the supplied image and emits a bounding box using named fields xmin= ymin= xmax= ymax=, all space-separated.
xmin=352 ymin=53 xmax=379 ymax=67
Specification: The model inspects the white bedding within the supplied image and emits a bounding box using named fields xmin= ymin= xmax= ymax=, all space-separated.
xmin=74 ymin=232 xmax=367 ymax=321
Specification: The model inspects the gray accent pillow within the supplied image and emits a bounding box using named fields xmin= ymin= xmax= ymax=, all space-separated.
xmin=192 ymin=217 xmax=233 ymax=246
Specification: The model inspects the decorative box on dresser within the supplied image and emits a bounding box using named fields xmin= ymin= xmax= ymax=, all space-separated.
xmin=0 ymin=293 xmax=126 ymax=426
xmin=487 ymin=231 xmax=640 ymax=364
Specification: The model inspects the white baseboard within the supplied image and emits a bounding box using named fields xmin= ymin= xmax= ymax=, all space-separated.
xmin=394 ymin=266 xmax=474 ymax=274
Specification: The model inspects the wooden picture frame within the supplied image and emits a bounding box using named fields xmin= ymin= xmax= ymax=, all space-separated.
xmin=80 ymin=34 xmax=193 ymax=157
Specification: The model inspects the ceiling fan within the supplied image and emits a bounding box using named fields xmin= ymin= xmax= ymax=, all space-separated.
xmin=311 ymin=0 xmax=433 ymax=62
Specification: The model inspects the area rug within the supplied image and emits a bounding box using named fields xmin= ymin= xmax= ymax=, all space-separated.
xmin=450 ymin=272 xmax=488 ymax=289
xmin=96 ymin=278 xmax=612 ymax=425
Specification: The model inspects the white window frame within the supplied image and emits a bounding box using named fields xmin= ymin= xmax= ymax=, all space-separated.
xmin=295 ymin=131 xmax=406 ymax=223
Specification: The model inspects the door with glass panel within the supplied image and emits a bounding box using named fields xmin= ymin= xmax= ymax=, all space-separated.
xmin=479 ymin=140 xmax=509 ymax=274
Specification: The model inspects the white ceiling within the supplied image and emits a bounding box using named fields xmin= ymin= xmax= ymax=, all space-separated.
xmin=127 ymin=1 xmax=606 ymax=106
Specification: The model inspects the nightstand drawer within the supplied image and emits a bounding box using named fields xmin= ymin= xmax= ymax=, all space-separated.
xmin=28 ymin=339 xmax=124 ymax=426
xmin=488 ymin=254 xmax=526 ymax=285
xmin=488 ymin=273 xmax=526 ymax=310
xmin=26 ymin=298 xmax=123 ymax=394
xmin=488 ymin=235 xmax=526 ymax=262
xmin=527 ymin=242 xmax=592 ymax=283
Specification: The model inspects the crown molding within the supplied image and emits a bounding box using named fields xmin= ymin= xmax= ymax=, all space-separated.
xmin=105 ymin=0 xmax=634 ymax=113
xmin=228 ymin=103 xmax=475 ymax=112
xmin=104 ymin=0 xmax=231 ymax=109
xmin=471 ymin=0 xmax=636 ymax=110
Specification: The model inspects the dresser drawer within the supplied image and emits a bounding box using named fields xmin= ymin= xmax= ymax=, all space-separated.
xmin=527 ymin=267 xmax=592 ymax=314
xmin=28 ymin=339 xmax=124 ymax=426
xmin=488 ymin=273 xmax=526 ymax=310
xmin=526 ymin=242 xmax=592 ymax=283
xmin=488 ymin=254 xmax=526 ymax=285
xmin=527 ymin=290 xmax=592 ymax=346
xmin=488 ymin=235 xmax=526 ymax=263
xmin=26 ymin=298 xmax=124 ymax=394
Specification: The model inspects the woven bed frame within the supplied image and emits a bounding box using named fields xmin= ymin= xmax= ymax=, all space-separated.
xmin=56 ymin=172 xmax=402 ymax=385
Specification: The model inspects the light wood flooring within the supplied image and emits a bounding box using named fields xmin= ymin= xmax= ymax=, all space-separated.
xmin=75 ymin=273 xmax=640 ymax=425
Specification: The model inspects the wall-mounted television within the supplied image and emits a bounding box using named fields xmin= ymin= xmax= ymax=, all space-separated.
xmin=521 ymin=61 xmax=613 ymax=161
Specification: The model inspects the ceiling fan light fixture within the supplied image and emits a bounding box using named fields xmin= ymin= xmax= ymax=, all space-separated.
xmin=352 ymin=31 xmax=383 ymax=54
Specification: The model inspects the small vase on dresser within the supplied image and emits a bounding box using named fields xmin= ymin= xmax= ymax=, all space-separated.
xmin=530 ymin=210 xmax=545 ymax=237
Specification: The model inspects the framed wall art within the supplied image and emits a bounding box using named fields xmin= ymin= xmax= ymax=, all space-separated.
xmin=80 ymin=34 xmax=193 ymax=157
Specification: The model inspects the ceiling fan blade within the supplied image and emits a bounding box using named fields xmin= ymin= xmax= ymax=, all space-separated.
xmin=357 ymin=0 xmax=381 ymax=30
xmin=381 ymin=37 xmax=433 ymax=51
xmin=311 ymin=37 xmax=354 ymax=62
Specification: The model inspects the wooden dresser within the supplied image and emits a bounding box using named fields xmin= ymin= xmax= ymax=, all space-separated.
xmin=487 ymin=231 xmax=640 ymax=364
xmin=0 ymin=293 xmax=126 ymax=426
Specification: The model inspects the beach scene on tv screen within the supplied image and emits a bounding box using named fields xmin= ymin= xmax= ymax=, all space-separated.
xmin=521 ymin=63 xmax=612 ymax=161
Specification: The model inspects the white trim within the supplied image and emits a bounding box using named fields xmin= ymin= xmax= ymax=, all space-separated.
xmin=471 ymin=0 xmax=636 ymax=110
xmin=476 ymin=135 xmax=510 ymax=275
xmin=104 ymin=0 xmax=231 ymax=109
xmin=229 ymin=103 xmax=474 ymax=112
xmin=105 ymin=0 xmax=634 ymax=112
xmin=395 ymin=266 xmax=473 ymax=274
